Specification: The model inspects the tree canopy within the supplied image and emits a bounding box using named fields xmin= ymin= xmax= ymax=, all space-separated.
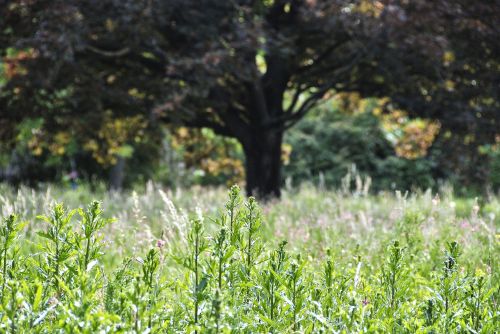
xmin=1 ymin=0 xmax=499 ymax=197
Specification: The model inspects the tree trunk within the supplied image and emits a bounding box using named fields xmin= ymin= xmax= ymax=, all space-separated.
xmin=243 ymin=129 xmax=283 ymax=199
xmin=109 ymin=156 xmax=126 ymax=190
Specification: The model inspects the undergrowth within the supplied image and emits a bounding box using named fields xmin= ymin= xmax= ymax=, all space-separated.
xmin=0 ymin=185 xmax=498 ymax=333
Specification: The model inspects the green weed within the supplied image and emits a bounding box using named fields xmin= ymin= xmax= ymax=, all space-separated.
xmin=0 ymin=185 xmax=497 ymax=332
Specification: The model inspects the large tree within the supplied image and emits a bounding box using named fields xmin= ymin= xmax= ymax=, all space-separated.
xmin=1 ymin=0 xmax=499 ymax=197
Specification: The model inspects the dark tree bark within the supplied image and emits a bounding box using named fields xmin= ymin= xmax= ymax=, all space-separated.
xmin=243 ymin=129 xmax=283 ymax=199
xmin=109 ymin=156 xmax=126 ymax=191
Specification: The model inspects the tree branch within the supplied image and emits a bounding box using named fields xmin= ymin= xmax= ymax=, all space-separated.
xmin=249 ymin=74 xmax=270 ymax=125
xmin=284 ymin=83 xmax=308 ymax=113
xmin=86 ymin=45 xmax=131 ymax=57
xmin=283 ymin=86 xmax=330 ymax=128
xmin=296 ymin=37 xmax=350 ymax=74
xmin=218 ymin=107 xmax=252 ymax=147
xmin=158 ymin=106 xmax=234 ymax=138
xmin=267 ymin=50 xmax=365 ymax=130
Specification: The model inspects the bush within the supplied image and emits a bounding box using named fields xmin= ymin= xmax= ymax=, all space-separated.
xmin=285 ymin=109 xmax=436 ymax=191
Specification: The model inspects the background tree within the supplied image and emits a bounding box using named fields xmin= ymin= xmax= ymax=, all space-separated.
xmin=1 ymin=0 xmax=499 ymax=197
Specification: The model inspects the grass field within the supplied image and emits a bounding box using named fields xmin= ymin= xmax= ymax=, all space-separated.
xmin=0 ymin=182 xmax=498 ymax=332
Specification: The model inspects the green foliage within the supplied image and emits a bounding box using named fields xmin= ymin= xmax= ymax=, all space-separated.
xmin=2 ymin=1 xmax=498 ymax=197
xmin=0 ymin=185 xmax=498 ymax=332
xmin=285 ymin=107 xmax=436 ymax=191
xmin=169 ymin=128 xmax=245 ymax=187
xmin=0 ymin=214 xmax=25 ymax=303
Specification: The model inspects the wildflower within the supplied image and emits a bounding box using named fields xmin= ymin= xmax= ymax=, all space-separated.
xmin=459 ymin=220 xmax=470 ymax=229
xmin=475 ymin=268 xmax=486 ymax=278
xmin=156 ymin=239 xmax=166 ymax=249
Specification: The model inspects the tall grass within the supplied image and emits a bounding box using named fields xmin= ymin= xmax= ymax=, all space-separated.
xmin=0 ymin=183 xmax=498 ymax=332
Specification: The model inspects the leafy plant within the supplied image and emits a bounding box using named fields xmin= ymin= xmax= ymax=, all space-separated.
xmin=0 ymin=185 xmax=498 ymax=332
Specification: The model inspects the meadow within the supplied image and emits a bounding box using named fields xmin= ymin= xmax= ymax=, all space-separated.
xmin=0 ymin=181 xmax=498 ymax=333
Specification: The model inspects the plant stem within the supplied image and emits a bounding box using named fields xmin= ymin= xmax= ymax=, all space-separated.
xmin=194 ymin=227 xmax=199 ymax=334
xmin=246 ymin=220 xmax=252 ymax=271
xmin=1 ymin=246 xmax=7 ymax=302
xmin=84 ymin=237 xmax=91 ymax=270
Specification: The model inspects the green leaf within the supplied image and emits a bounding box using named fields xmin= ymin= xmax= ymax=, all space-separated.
xmin=116 ymin=144 xmax=134 ymax=158
xmin=32 ymin=282 xmax=43 ymax=312
xmin=36 ymin=231 xmax=53 ymax=240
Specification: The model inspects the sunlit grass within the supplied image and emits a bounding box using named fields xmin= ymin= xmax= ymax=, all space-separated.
xmin=0 ymin=183 xmax=498 ymax=332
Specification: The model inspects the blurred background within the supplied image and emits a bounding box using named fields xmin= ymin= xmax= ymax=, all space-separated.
xmin=0 ymin=1 xmax=498 ymax=196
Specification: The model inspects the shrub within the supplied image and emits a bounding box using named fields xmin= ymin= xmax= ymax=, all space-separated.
xmin=284 ymin=110 xmax=436 ymax=192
